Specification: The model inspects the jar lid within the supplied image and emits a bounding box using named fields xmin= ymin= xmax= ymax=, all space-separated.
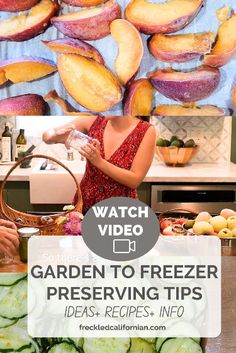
xmin=18 ymin=227 xmax=40 ymax=237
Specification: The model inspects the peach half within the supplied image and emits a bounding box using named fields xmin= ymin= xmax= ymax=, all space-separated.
xmin=0 ymin=94 xmax=46 ymax=116
xmin=123 ymin=79 xmax=154 ymax=116
xmin=61 ymin=0 xmax=105 ymax=6
xmin=57 ymin=54 xmax=122 ymax=112
xmin=149 ymin=66 xmax=220 ymax=103
xmin=148 ymin=32 xmax=214 ymax=63
xmin=0 ymin=56 xmax=57 ymax=85
xmin=51 ymin=0 xmax=121 ymax=41
xmin=0 ymin=0 xmax=40 ymax=12
xmin=153 ymin=104 xmax=225 ymax=116
xmin=0 ymin=0 xmax=59 ymax=42
xmin=110 ymin=19 xmax=143 ymax=86
xmin=42 ymin=38 xmax=104 ymax=64
xmin=125 ymin=0 xmax=204 ymax=35
xmin=204 ymin=14 xmax=236 ymax=67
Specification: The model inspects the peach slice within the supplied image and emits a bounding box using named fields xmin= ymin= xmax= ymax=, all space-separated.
xmin=0 ymin=56 xmax=57 ymax=85
xmin=123 ymin=79 xmax=154 ymax=116
xmin=42 ymin=38 xmax=104 ymax=64
xmin=0 ymin=0 xmax=59 ymax=42
xmin=61 ymin=0 xmax=105 ymax=6
xmin=110 ymin=19 xmax=143 ymax=86
xmin=0 ymin=0 xmax=40 ymax=12
xmin=51 ymin=0 xmax=121 ymax=41
xmin=57 ymin=54 xmax=122 ymax=112
xmin=125 ymin=0 xmax=204 ymax=35
xmin=233 ymin=85 xmax=236 ymax=107
xmin=149 ymin=66 xmax=220 ymax=103
xmin=0 ymin=94 xmax=46 ymax=116
xmin=148 ymin=32 xmax=214 ymax=63
xmin=153 ymin=104 xmax=225 ymax=116
xmin=44 ymin=90 xmax=94 ymax=116
xmin=204 ymin=14 xmax=236 ymax=67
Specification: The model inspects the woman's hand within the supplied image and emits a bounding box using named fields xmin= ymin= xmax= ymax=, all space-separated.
xmin=43 ymin=126 xmax=75 ymax=145
xmin=0 ymin=220 xmax=19 ymax=257
xmin=79 ymin=139 xmax=103 ymax=168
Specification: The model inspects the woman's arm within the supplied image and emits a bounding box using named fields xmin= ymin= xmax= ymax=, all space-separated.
xmin=80 ymin=126 xmax=156 ymax=189
xmin=42 ymin=116 xmax=98 ymax=144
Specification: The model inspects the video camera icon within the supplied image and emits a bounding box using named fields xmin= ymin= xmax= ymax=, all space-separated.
xmin=113 ymin=239 xmax=136 ymax=254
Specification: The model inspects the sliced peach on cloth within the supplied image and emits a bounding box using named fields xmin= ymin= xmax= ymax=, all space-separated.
xmin=44 ymin=90 xmax=94 ymax=116
xmin=148 ymin=32 xmax=214 ymax=63
xmin=110 ymin=19 xmax=143 ymax=86
xmin=61 ymin=0 xmax=105 ymax=6
xmin=125 ymin=0 xmax=204 ymax=35
xmin=0 ymin=94 xmax=46 ymax=116
xmin=233 ymin=85 xmax=236 ymax=107
xmin=57 ymin=54 xmax=122 ymax=112
xmin=123 ymin=79 xmax=154 ymax=116
xmin=153 ymin=104 xmax=225 ymax=116
xmin=0 ymin=0 xmax=40 ymax=12
xmin=42 ymin=38 xmax=104 ymax=64
xmin=149 ymin=66 xmax=220 ymax=103
xmin=204 ymin=14 xmax=236 ymax=67
xmin=0 ymin=0 xmax=59 ymax=42
xmin=51 ymin=0 xmax=121 ymax=41
xmin=0 ymin=56 xmax=57 ymax=85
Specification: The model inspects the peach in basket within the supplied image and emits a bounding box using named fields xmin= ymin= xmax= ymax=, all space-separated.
xmin=156 ymin=136 xmax=199 ymax=166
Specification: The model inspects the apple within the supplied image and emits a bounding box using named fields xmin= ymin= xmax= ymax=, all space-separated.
xmin=0 ymin=0 xmax=40 ymax=12
xmin=220 ymin=208 xmax=236 ymax=219
xmin=209 ymin=215 xmax=227 ymax=233
xmin=231 ymin=228 xmax=236 ymax=237
xmin=160 ymin=219 xmax=173 ymax=231
xmin=0 ymin=0 xmax=59 ymax=42
xmin=174 ymin=217 xmax=187 ymax=225
xmin=110 ymin=19 xmax=143 ymax=86
xmin=227 ymin=216 xmax=236 ymax=231
xmin=0 ymin=56 xmax=57 ymax=85
xmin=193 ymin=221 xmax=215 ymax=235
xmin=218 ymin=228 xmax=232 ymax=238
xmin=195 ymin=211 xmax=211 ymax=223
xmin=51 ymin=0 xmax=121 ymax=41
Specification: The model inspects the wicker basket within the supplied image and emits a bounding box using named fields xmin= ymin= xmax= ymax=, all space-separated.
xmin=0 ymin=154 xmax=83 ymax=235
xmin=159 ymin=207 xmax=198 ymax=222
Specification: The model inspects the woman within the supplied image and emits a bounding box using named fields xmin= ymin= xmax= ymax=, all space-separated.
xmin=43 ymin=116 xmax=156 ymax=213
xmin=0 ymin=219 xmax=19 ymax=258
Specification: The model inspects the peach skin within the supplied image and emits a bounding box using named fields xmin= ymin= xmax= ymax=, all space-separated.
xmin=123 ymin=79 xmax=154 ymax=116
xmin=125 ymin=0 xmax=204 ymax=35
xmin=61 ymin=0 xmax=105 ymax=6
xmin=0 ymin=95 xmax=47 ymax=116
xmin=51 ymin=0 xmax=121 ymax=41
xmin=0 ymin=0 xmax=59 ymax=41
xmin=0 ymin=0 xmax=40 ymax=12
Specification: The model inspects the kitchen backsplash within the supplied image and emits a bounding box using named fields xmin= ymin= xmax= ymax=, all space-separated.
xmin=0 ymin=116 xmax=232 ymax=164
xmin=151 ymin=116 xmax=232 ymax=164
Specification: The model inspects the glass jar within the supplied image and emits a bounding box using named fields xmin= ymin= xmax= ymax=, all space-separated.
xmin=65 ymin=130 xmax=92 ymax=151
xmin=18 ymin=227 xmax=40 ymax=263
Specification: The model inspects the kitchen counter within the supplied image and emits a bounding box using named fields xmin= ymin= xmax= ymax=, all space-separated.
xmin=1 ymin=161 xmax=236 ymax=183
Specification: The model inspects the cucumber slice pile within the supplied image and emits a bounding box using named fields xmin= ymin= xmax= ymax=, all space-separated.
xmin=0 ymin=274 xmax=204 ymax=353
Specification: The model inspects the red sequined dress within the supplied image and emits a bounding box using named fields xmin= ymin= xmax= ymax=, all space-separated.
xmin=79 ymin=116 xmax=151 ymax=213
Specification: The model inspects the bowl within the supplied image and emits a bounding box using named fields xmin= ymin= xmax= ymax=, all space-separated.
xmin=156 ymin=146 xmax=199 ymax=167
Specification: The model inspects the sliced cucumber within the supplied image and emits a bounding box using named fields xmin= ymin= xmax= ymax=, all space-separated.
xmin=84 ymin=338 xmax=130 ymax=353
xmin=0 ymin=273 xmax=27 ymax=287
xmin=47 ymin=342 xmax=79 ymax=353
xmin=0 ymin=326 xmax=32 ymax=351
xmin=67 ymin=338 xmax=84 ymax=348
xmin=192 ymin=338 xmax=201 ymax=344
xmin=140 ymin=338 xmax=156 ymax=344
xmin=130 ymin=338 xmax=155 ymax=353
xmin=156 ymin=338 xmax=168 ymax=352
xmin=0 ymin=316 xmax=18 ymax=329
xmin=160 ymin=338 xmax=202 ymax=353
xmin=0 ymin=279 xmax=27 ymax=319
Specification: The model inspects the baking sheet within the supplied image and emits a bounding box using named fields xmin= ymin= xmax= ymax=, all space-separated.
xmin=0 ymin=0 xmax=236 ymax=116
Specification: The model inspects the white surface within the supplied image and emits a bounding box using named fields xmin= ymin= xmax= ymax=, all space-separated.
xmin=0 ymin=0 xmax=236 ymax=115
xmin=1 ymin=161 xmax=236 ymax=183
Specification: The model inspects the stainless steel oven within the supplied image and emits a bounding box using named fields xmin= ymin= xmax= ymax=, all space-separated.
xmin=151 ymin=184 xmax=236 ymax=214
